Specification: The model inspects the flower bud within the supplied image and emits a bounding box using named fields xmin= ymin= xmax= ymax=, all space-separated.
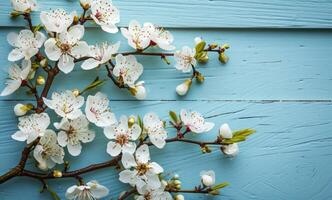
xmin=72 ymin=89 xmax=80 ymax=97
xmin=130 ymin=81 xmax=146 ymax=100
xmin=201 ymin=175 xmax=214 ymax=186
xmin=194 ymin=37 xmax=203 ymax=45
xmin=176 ymin=79 xmax=192 ymax=96
xmin=195 ymin=72 xmax=205 ymax=83
xmin=37 ymin=161 xmax=48 ymax=171
xmin=161 ymin=180 xmax=168 ymax=187
xmin=221 ymin=143 xmax=239 ymax=157
xmin=200 ymin=170 xmax=215 ymax=187
xmin=14 ymin=103 xmax=32 ymax=116
xmin=53 ymin=170 xmax=63 ymax=178
xmin=80 ymin=0 xmax=92 ymax=9
xmin=219 ymin=123 xmax=233 ymax=139
xmin=175 ymin=194 xmax=185 ymax=200
xmin=219 ymin=52 xmax=229 ymax=64
xmin=36 ymin=75 xmax=45 ymax=85
xmin=209 ymin=43 xmax=218 ymax=49
xmin=222 ymin=44 xmax=230 ymax=49
xmin=73 ymin=15 xmax=79 ymax=25
xmin=173 ymin=174 xmax=180 ymax=179
xmin=40 ymin=58 xmax=48 ymax=68
xmin=128 ymin=116 xmax=136 ymax=128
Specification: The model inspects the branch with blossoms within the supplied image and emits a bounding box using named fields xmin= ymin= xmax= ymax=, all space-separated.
xmin=0 ymin=0 xmax=252 ymax=200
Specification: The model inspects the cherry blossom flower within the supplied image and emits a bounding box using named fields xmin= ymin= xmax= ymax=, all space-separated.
xmin=119 ymin=144 xmax=163 ymax=190
xmin=11 ymin=113 xmax=50 ymax=144
xmin=44 ymin=25 xmax=88 ymax=74
xmin=66 ymin=180 xmax=109 ymax=200
xmin=130 ymin=81 xmax=146 ymax=100
xmin=11 ymin=0 xmax=37 ymax=12
xmin=143 ymin=113 xmax=167 ymax=149
xmin=40 ymin=9 xmax=76 ymax=33
xmin=136 ymin=182 xmax=173 ymax=200
xmin=200 ymin=170 xmax=215 ymax=187
xmin=85 ymin=92 xmax=117 ymax=127
xmin=222 ymin=143 xmax=239 ymax=157
xmin=113 ymin=54 xmax=143 ymax=87
xmin=174 ymin=46 xmax=197 ymax=73
xmin=121 ymin=20 xmax=151 ymax=50
xmin=33 ymin=130 xmax=64 ymax=169
xmin=43 ymin=90 xmax=84 ymax=120
xmin=54 ymin=115 xmax=95 ymax=156
xmin=180 ymin=109 xmax=214 ymax=133
xmin=0 ymin=60 xmax=31 ymax=96
xmin=81 ymin=42 xmax=120 ymax=70
xmin=145 ymin=23 xmax=175 ymax=51
xmin=90 ymin=0 xmax=120 ymax=33
xmin=104 ymin=115 xmax=141 ymax=156
xmin=7 ymin=29 xmax=45 ymax=62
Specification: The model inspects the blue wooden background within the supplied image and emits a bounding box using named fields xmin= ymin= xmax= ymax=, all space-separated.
xmin=0 ymin=0 xmax=332 ymax=199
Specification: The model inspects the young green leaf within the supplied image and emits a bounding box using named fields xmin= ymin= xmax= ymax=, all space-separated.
xmin=169 ymin=111 xmax=178 ymax=123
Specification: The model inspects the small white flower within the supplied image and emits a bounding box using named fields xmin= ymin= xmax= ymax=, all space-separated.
xmin=43 ymin=90 xmax=84 ymax=120
xmin=40 ymin=9 xmax=76 ymax=33
xmin=200 ymin=170 xmax=215 ymax=187
xmin=33 ymin=130 xmax=64 ymax=169
xmin=121 ymin=20 xmax=151 ymax=50
xmin=11 ymin=0 xmax=37 ymax=12
xmin=66 ymin=180 xmax=109 ymax=200
xmin=104 ymin=115 xmax=141 ymax=157
xmin=219 ymin=123 xmax=232 ymax=139
xmin=14 ymin=103 xmax=29 ymax=116
xmin=11 ymin=113 xmax=50 ymax=144
xmin=143 ymin=113 xmax=167 ymax=149
xmin=85 ymin=92 xmax=117 ymax=127
xmin=113 ymin=54 xmax=143 ymax=86
xmin=81 ymin=42 xmax=120 ymax=70
xmin=119 ymin=144 xmax=163 ymax=190
xmin=222 ymin=143 xmax=239 ymax=157
xmin=136 ymin=183 xmax=173 ymax=200
xmin=44 ymin=25 xmax=88 ymax=74
xmin=174 ymin=46 xmax=196 ymax=73
xmin=131 ymin=81 xmax=146 ymax=100
xmin=7 ymin=29 xmax=45 ymax=62
xmin=145 ymin=23 xmax=175 ymax=51
xmin=90 ymin=0 xmax=120 ymax=33
xmin=54 ymin=115 xmax=95 ymax=156
xmin=0 ymin=60 xmax=31 ymax=96
xmin=180 ymin=109 xmax=214 ymax=133
xmin=176 ymin=79 xmax=192 ymax=96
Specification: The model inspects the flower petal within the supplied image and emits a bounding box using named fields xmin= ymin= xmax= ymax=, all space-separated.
xmin=44 ymin=38 xmax=61 ymax=61
xmin=67 ymin=143 xmax=82 ymax=156
xmin=57 ymin=131 xmax=68 ymax=147
xmin=11 ymin=131 xmax=27 ymax=142
xmin=81 ymin=58 xmax=101 ymax=70
xmin=135 ymin=144 xmax=150 ymax=164
xmin=8 ymin=49 xmax=24 ymax=62
xmin=7 ymin=32 xmax=18 ymax=47
xmin=58 ymin=54 xmax=75 ymax=74
xmin=106 ymin=141 xmax=122 ymax=157
xmin=121 ymin=152 xmax=137 ymax=169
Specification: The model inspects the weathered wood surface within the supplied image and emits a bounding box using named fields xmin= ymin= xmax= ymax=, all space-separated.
xmin=0 ymin=0 xmax=332 ymax=199
xmin=1 ymin=0 xmax=332 ymax=28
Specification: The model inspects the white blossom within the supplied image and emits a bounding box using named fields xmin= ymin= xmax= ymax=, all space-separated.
xmin=174 ymin=46 xmax=196 ymax=73
xmin=90 ymin=0 xmax=120 ymax=33
xmin=7 ymin=30 xmax=45 ymax=62
xmin=0 ymin=60 xmax=31 ymax=96
xmin=43 ymin=90 xmax=84 ymax=120
xmin=143 ymin=113 xmax=167 ymax=149
xmin=44 ymin=25 xmax=88 ymax=74
xmin=145 ymin=23 xmax=175 ymax=51
xmin=176 ymin=79 xmax=192 ymax=96
xmin=66 ymin=180 xmax=109 ymax=200
xmin=121 ymin=20 xmax=150 ymax=50
xmin=119 ymin=144 xmax=163 ymax=190
xmin=11 ymin=113 xmax=50 ymax=144
xmin=222 ymin=143 xmax=239 ymax=157
xmin=113 ymin=54 xmax=143 ymax=86
xmin=200 ymin=170 xmax=215 ymax=187
xmin=104 ymin=115 xmax=141 ymax=156
xmin=131 ymin=81 xmax=146 ymax=100
xmin=54 ymin=115 xmax=95 ymax=156
xmin=219 ymin=123 xmax=233 ymax=139
xmin=40 ymin=9 xmax=76 ymax=33
xmin=85 ymin=92 xmax=117 ymax=127
xmin=11 ymin=0 xmax=37 ymax=12
xmin=81 ymin=42 xmax=120 ymax=70
xmin=33 ymin=130 xmax=64 ymax=169
xmin=180 ymin=109 xmax=214 ymax=133
xmin=136 ymin=182 xmax=172 ymax=200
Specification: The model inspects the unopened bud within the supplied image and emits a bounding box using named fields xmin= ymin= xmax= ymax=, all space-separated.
xmin=36 ymin=76 xmax=45 ymax=85
xmin=53 ymin=170 xmax=63 ymax=178
xmin=175 ymin=194 xmax=185 ymax=200
xmin=40 ymin=58 xmax=48 ymax=68
xmin=209 ymin=43 xmax=218 ymax=49
xmin=176 ymin=79 xmax=192 ymax=96
xmin=128 ymin=116 xmax=135 ymax=128
xmin=219 ymin=52 xmax=229 ymax=64
xmin=73 ymin=15 xmax=79 ymax=24
xmin=195 ymin=72 xmax=205 ymax=83
xmin=37 ymin=161 xmax=48 ymax=171
xmin=72 ymin=89 xmax=80 ymax=97
xmin=173 ymin=174 xmax=180 ymax=179
xmin=14 ymin=103 xmax=32 ymax=116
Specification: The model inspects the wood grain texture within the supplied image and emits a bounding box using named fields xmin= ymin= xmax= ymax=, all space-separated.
xmin=0 ymin=28 xmax=331 ymax=101
xmin=0 ymin=101 xmax=332 ymax=200
xmin=0 ymin=0 xmax=332 ymax=28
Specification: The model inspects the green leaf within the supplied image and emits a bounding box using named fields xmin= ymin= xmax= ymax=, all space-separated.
xmin=81 ymin=76 xmax=105 ymax=94
xmin=195 ymin=41 xmax=206 ymax=54
xmin=222 ymin=136 xmax=246 ymax=144
xmin=211 ymin=182 xmax=230 ymax=191
xmin=233 ymin=129 xmax=256 ymax=138
xmin=47 ymin=187 xmax=61 ymax=200
xmin=137 ymin=115 xmax=143 ymax=129
xmin=169 ymin=111 xmax=178 ymax=123
xmin=33 ymin=24 xmax=43 ymax=33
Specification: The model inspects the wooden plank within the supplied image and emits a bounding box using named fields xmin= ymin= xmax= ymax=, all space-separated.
xmin=0 ymin=100 xmax=331 ymax=199
xmin=1 ymin=0 xmax=332 ymax=28
xmin=0 ymin=28 xmax=331 ymax=101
